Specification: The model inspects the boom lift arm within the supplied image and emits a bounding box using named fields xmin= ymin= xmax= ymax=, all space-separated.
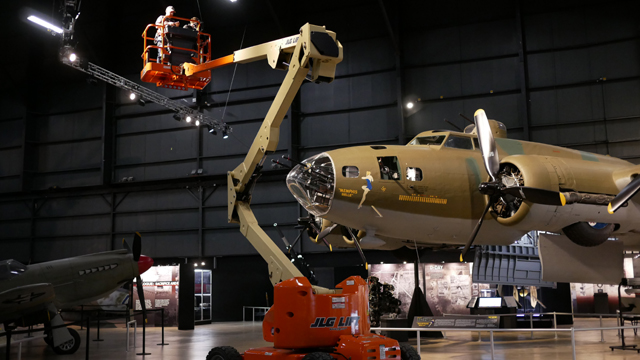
xmin=214 ymin=24 xmax=343 ymax=287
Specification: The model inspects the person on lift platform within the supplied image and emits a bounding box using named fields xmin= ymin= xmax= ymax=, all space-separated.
xmin=155 ymin=6 xmax=180 ymax=62
xmin=184 ymin=17 xmax=201 ymax=32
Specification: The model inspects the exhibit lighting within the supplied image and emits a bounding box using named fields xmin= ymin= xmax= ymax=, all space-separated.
xmin=173 ymin=114 xmax=181 ymax=121
xmin=137 ymin=99 xmax=146 ymax=107
xmin=129 ymin=92 xmax=136 ymax=100
xmin=69 ymin=53 xmax=77 ymax=62
xmin=194 ymin=263 xmax=198 ymax=267
xmin=201 ymin=262 xmax=205 ymax=265
xmin=222 ymin=129 xmax=229 ymax=139
xmin=186 ymin=115 xmax=192 ymax=123
xmin=27 ymin=15 xmax=63 ymax=34
xmin=406 ymin=102 xmax=414 ymax=109
xmin=208 ymin=126 xmax=217 ymax=135
xmin=195 ymin=120 xmax=200 ymax=126
xmin=380 ymin=262 xmax=384 ymax=264
xmin=403 ymin=261 xmax=407 ymax=264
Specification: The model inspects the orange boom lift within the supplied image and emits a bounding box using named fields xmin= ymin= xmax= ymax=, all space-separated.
xmin=144 ymin=22 xmax=420 ymax=360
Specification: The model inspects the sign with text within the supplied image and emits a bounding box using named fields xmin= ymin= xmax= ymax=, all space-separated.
xmin=412 ymin=316 xmax=499 ymax=329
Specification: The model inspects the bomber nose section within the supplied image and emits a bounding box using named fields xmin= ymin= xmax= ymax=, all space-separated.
xmin=138 ymin=255 xmax=154 ymax=275
xmin=286 ymin=153 xmax=335 ymax=216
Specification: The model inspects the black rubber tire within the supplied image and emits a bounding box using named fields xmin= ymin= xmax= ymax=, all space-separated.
xmin=562 ymin=222 xmax=614 ymax=247
xmin=302 ymin=352 xmax=334 ymax=360
xmin=400 ymin=344 xmax=420 ymax=360
xmin=206 ymin=346 xmax=243 ymax=360
xmin=52 ymin=328 xmax=81 ymax=355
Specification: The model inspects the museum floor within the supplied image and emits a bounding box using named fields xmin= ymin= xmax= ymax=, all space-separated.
xmin=9 ymin=318 xmax=640 ymax=359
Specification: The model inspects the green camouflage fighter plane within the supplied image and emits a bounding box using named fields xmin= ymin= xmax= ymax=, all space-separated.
xmin=0 ymin=233 xmax=152 ymax=354
xmin=286 ymin=110 xmax=640 ymax=272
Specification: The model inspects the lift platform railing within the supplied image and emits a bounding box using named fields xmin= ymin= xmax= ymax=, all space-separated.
xmin=141 ymin=16 xmax=211 ymax=66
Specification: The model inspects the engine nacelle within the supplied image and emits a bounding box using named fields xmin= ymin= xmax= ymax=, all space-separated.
xmin=491 ymin=155 xmax=560 ymax=227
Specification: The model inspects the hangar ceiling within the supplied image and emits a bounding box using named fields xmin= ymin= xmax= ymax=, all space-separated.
xmin=1 ymin=0 xmax=639 ymax=263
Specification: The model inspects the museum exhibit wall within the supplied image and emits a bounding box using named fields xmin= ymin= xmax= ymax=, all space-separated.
xmin=1 ymin=1 xmax=639 ymax=315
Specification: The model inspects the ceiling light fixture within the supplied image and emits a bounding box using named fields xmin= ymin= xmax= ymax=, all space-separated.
xmin=186 ymin=115 xmax=192 ymax=123
xmin=69 ymin=53 xmax=77 ymax=62
xmin=27 ymin=15 xmax=63 ymax=34
xmin=195 ymin=120 xmax=200 ymax=126
xmin=129 ymin=92 xmax=136 ymax=100
xmin=222 ymin=129 xmax=229 ymax=139
xmin=406 ymin=102 xmax=414 ymax=109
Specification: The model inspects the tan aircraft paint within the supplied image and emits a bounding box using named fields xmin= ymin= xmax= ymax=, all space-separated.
xmin=306 ymin=129 xmax=640 ymax=250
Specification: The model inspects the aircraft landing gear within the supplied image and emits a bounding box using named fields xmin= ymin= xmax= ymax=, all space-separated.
xmin=48 ymin=328 xmax=81 ymax=355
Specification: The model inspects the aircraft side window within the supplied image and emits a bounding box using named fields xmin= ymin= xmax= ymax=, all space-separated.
xmin=406 ymin=167 xmax=423 ymax=181
xmin=377 ymin=156 xmax=401 ymax=180
xmin=409 ymin=135 xmax=446 ymax=146
xmin=342 ymin=166 xmax=359 ymax=178
xmin=444 ymin=135 xmax=473 ymax=150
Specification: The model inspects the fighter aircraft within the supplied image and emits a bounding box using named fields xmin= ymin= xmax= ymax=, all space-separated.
xmin=0 ymin=233 xmax=152 ymax=354
xmin=285 ymin=109 xmax=640 ymax=264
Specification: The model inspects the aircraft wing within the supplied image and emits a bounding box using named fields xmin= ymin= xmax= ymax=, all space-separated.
xmin=0 ymin=283 xmax=55 ymax=322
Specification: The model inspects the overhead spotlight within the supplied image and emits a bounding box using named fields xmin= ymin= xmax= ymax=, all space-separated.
xmin=222 ymin=129 xmax=229 ymax=139
xmin=27 ymin=15 xmax=63 ymax=34
xmin=194 ymin=263 xmax=198 ymax=267
xmin=201 ymin=262 xmax=205 ymax=265
xmin=380 ymin=262 xmax=384 ymax=264
xmin=406 ymin=102 xmax=414 ymax=109
xmin=208 ymin=126 xmax=217 ymax=135
xmin=403 ymin=261 xmax=407 ymax=264
xmin=186 ymin=115 xmax=192 ymax=123
xmin=173 ymin=114 xmax=181 ymax=121
xmin=195 ymin=120 xmax=200 ymax=126
xmin=137 ymin=99 xmax=146 ymax=107
xmin=129 ymin=92 xmax=136 ymax=100
xmin=69 ymin=53 xmax=77 ymax=62
xmin=230 ymin=0 xmax=237 ymax=2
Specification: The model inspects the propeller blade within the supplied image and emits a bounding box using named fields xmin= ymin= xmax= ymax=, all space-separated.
xmin=461 ymin=201 xmax=492 ymax=261
xmin=347 ymin=228 xmax=368 ymax=270
xmin=122 ymin=238 xmax=132 ymax=253
xmin=500 ymin=186 xmax=566 ymax=206
xmin=474 ymin=109 xmax=500 ymax=181
xmin=609 ymin=175 xmax=640 ymax=214
xmin=317 ymin=223 xmax=338 ymax=240
xmin=132 ymin=232 xmax=142 ymax=262
xmin=136 ymin=275 xmax=147 ymax=323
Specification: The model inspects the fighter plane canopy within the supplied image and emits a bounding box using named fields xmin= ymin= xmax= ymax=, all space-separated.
xmin=0 ymin=259 xmax=27 ymax=281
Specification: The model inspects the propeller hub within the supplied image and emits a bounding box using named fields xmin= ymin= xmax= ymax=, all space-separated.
xmin=138 ymin=255 xmax=154 ymax=275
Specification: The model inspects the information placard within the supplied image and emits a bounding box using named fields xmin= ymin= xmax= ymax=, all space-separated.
xmin=412 ymin=315 xmax=499 ymax=329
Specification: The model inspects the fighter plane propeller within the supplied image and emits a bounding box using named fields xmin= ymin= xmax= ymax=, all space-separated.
xmin=123 ymin=232 xmax=151 ymax=323
xmin=459 ymin=109 xmax=567 ymax=260
xmin=608 ymin=175 xmax=640 ymax=214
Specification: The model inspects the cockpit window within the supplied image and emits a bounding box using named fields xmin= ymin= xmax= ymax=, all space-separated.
xmin=342 ymin=166 xmax=359 ymax=178
xmin=444 ymin=135 xmax=473 ymax=150
xmin=377 ymin=156 xmax=401 ymax=180
xmin=409 ymin=135 xmax=446 ymax=146
xmin=473 ymin=137 xmax=480 ymax=150
xmin=0 ymin=259 xmax=27 ymax=281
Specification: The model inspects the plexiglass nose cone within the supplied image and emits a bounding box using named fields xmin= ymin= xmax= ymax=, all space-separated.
xmin=286 ymin=153 xmax=335 ymax=216
xmin=138 ymin=255 xmax=154 ymax=274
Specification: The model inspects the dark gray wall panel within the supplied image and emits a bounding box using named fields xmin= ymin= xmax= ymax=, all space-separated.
xmin=32 ymin=170 xmax=101 ymax=190
xmin=0 ymin=202 xmax=31 ymax=221
xmin=116 ymin=130 xmax=197 ymax=165
xmin=0 ymin=96 xmax=25 ymax=121
xmin=460 ymin=57 xmax=518 ymax=95
xmin=209 ymin=86 xmax=279 ymax=104
xmin=0 ymin=219 xmax=30 ymax=239
xmin=117 ymin=113 xmax=191 ymax=135
xmin=114 ymin=161 xmax=198 ymax=182
xmin=35 ymin=110 xmax=102 ymax=142
xmin=116 ymin=189 xmax=198 ymax=213
xmin=609 ymin=142 xmax=640 ymax=162
xmin=300 ymin=115 xmax=350 ymax=147
xmin=35 ymin=214 xmax=110 ymax=237
xmin=589 ymin=41 xmax=640 ymax=80
xmin=252 ymin=203 xmax=299 ymax=227
xmin=1 ymin=240 xmax=30 ymax=262
xmin=531 ymin=122 xmax=607 ymax=146
xmin=403 ymin=27 xmax=461 ymax=66
xmin=205 ymin=185 xmax=232 ymax=207
xmin=458 ymin=19 xmax=518 ymax=60
xmin=251 ymin=180 xmax=293 ymax=204
xmin=33 ymin=235 xmax=111 ymax=262
xmin=0 ymin=179 xmax=21 ymax=194
xmin=301 ymin=72 xmax=396 ymax=114
xmin=114 ymin=209 xmax=199 ymax=233
xmin=0 ymin=119 xmax=23 ymax=147
xmin=209 ymin=62 xmax=287 ymax=92
xmin=206 ymin=101 xmax=273 ymax=123
xmin=136 ymin=231 xmax=199 ymax=258
xmin=202 ymin=118 xmax=290 ymax=158
xmin=33 ymin=140 xmax=102 ymax=172
xmin=607 ymin=118 xmax=640 ymax=143
xmin=203 ymin=226 xmax=293 ymax=256
xmin=204 ymin=208 xmax=231 ymax=229
xmin=604 ymin=80 xmax=640 ymax=119
xmin=337 ymin=37 xmax=395 ymax=76
xmin=202 ymin=155 xmax=245 ymax=176
xmin=38 ymin=196 xmax=111 ymax=218
xmin=0 ymin=149 xmax=22 ymax=176
xmin=44 ymin=82 xmax=103 ymax=114
xmin=404 ymin=65 xmax=462 ymax=100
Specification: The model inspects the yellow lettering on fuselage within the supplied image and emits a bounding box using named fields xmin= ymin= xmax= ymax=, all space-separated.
xmin=339 ymin=188 xmax=358 ymax=197
xmin=399 ymin=194 xmax=447 ymax=205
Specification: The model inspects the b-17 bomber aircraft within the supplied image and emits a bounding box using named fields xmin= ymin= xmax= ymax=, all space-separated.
xmin=0 ymin=233 xmax=152 ymax=354
xmin=286 ymin=110 xmax=640 ymax=274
